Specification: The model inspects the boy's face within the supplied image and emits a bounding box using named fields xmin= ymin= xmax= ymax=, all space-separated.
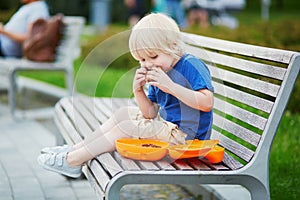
xmin=138 ymin=50 xmax=177 ymax=72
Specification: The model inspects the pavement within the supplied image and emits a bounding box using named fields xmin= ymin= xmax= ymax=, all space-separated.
xmin=0 ymin=87 xmax=251 ymax=200
xmin=0 ymin=102 xmax=97 ymax=200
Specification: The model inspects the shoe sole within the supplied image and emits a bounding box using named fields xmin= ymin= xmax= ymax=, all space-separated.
xmin=37 ymin=156 xmax=82 ymax=178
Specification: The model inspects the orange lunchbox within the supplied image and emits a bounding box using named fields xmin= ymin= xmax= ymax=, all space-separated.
xmin=116 ymin=138 xmax=169 ymax=161
xmin=205 ymin=145 xmax=225 ymax=163
xmin=168 ymin=139 xmax=219 ymax=160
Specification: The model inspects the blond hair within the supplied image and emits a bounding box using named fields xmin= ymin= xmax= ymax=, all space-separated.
xmin=129 ymin=13 xmax=184 ymax=61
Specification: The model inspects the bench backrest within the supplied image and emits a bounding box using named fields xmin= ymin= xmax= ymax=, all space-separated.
xmin=182 ymin=32 xmax=300 ymax=169
xmin=55 ymin=16 xmax=85 ymax=65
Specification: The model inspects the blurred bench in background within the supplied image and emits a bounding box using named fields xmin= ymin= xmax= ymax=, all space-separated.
xmin=0 ymin=16 xmax=85 ymax=119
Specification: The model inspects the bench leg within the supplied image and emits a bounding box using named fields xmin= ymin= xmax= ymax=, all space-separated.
xmin=105 ymin=173 xmax=270 ymax=200
xmin=251 ymin=191 xmax=269 ymax=200
xmin=8 ymin=69 xmax=18 ymax=119
xmin=53 ymin=116 xmax=67 ymax=146
xmin=65 ymin=68 xmax=74 ymax=96
xmin=227 ymin=174 xmax=270 ymax=200
xmin=246 ymin=181 xmax=270 ymax=200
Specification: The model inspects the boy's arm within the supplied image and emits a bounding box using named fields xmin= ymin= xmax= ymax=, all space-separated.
xmin=148 ymin=67 xmax=214 ymax=112
xmin=134 ymin=90 xmax=159 ymax=119
xmin=170 ymin=86 xmax=214 ymax=112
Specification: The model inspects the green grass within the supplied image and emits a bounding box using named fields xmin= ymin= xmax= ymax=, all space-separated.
xmin=270 ymin=112 xmax=300 ymax=199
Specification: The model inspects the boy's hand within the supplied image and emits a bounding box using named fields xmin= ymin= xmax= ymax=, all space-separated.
xmin=147 ymin=67 xmax=174 ymax=94
xmin=133 ymin=67 xmax=147 ymax=93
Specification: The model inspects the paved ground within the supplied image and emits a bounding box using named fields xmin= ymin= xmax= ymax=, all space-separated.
xmin=0 ymin=104 xmax=97 ymax=200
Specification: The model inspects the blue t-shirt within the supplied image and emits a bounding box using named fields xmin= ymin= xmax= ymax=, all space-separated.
xmin=148 ymin=54 xmax=214 ymax=140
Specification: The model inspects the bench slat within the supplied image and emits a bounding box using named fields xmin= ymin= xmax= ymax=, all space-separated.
xmin=200 ymin=159 xmax=230 ymax=171
xmin=187 ymin=158 xmax=211 ymax=170
xmin=56 ymin=17 xmax=85 ymax=61
xmin=137 ymin=161 xmax=160 ymax=170
xmin=73 ymin=97 xmax=101 ymax=131
xmin=95 ymin=98 xmax=115 ymax=117
xmin=114 ymin=152 xmax=141 ymax=170
xmin=155 ymin=160 xmax=177 ymax=170
xmin=185 ymin=44 xmax=286 ymax=80
xmin=213 ymin=113 xmax=261 ymax=147
xmin=82 ymin=166 xmax=105 ymax=199
xmin=81 ymin=97 xmax=111 ymax=124
xmin=54 ymin=104 xmax=82 ymax=144
xmin=211 ymin=130 xmax=254 ymax=162
xmin=213 ymin=81 xmax=274 ymax=113
xmin=182 ymin=32 xmax=294 ymax=64
xmin=96 ymin=153 xmax=124 ymax=177
xmin=60 ymin=98 xmax=93 ymax=137
xmin=88 ymin=159 xmax=111 ymax=191
xmin=172 ymin=159 xmax=194 ymax=170
xmin=222 ymin=152 xmax=244 ymax=169
xmin=214 ymin=98 xmax=267 ymax=130
xmin=209 ymin=65 xmax=280 ymax=97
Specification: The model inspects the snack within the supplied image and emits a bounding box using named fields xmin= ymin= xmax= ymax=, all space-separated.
xmin=141 ymin=144 xmax=161 ymax=148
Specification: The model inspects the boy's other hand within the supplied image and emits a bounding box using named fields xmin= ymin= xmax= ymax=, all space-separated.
xmin=133 ymin=67 xmax=147 ymax=93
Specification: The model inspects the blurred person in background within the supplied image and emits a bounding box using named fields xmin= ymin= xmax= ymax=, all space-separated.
xmin=165 ymin=0 xmax=187 ymax=29
xmin=151 ymin=0 xmax=168 ymax=13
xmin=0 ymin=0 xmax=49 ymax=58
xmin=183 ymin=0 xmax=210 ymax=28
xmin=124 ymin=0 xmax=147 ymax=26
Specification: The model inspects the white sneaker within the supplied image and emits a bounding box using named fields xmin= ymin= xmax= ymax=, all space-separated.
xmin=37 ymin=152 xmax=82 ymax=178
xmin=40 ymin=145 xmax=73 ymax=154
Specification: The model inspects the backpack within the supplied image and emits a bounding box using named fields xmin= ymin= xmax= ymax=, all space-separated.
xmin=23 ymin=14 xmax=64 ymax=62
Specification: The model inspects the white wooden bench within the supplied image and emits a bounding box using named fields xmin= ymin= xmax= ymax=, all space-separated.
xmin=0 ymin=16 xmax=85 ymax=119
xmin=53 ymin=32 xmax=300 ymax=200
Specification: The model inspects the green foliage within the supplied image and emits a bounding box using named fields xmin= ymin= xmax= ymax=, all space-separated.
xmin=270 ymin=112 xmax=300 ymax=199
